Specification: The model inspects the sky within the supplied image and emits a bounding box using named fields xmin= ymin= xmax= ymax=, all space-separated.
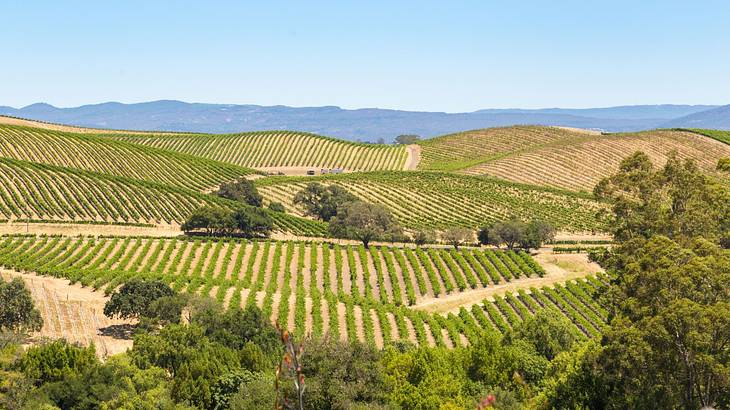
xmin=3 ymin=0 xmax=730 ymax=112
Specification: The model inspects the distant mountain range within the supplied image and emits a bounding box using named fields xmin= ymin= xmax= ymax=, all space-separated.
xmin=1 ymin=101 xmax=728 ymax=142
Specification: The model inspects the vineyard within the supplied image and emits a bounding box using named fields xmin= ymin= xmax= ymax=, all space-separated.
xmin=684 ymin=128 xmax=730 ymax=145
xmin=256 ymin=171 xmax=608 ymax=231
xmin=416 ymin=126 xmax=594 ymax=171
xmin=108 ymin=130 xmax=410 ymax=172
xmin=0 ymin=157 xmax=326 ymax=236
xmin=0 ymin=124 xmax=256 ymax=191
xmin=0 ymin=235 xmax=608 ymax=348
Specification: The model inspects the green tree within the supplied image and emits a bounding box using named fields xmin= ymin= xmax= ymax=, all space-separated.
xmin=504 ymin=309 xmax=577 ymax=360
xmin=104 ymin=279 xmax=176 ymax=320
xmin=594 ymin=151 xmax=728 ymax=246
xmin=441 ymin=227 xmax=474 ymax=249
xmin=217 ymin=179 xmax=263 ymax=207
xmin=717 ymin=157 xmax=730 ymax=172
xmin=412 ymin=228 xmax=435 ymax=247
xmin=181 ymin=206 xmax=235 ymax=235
xmin=232 ymin=206 xmax=273 ymax=238
xmin=20 ymin=340 xmax=97 ymax=385
xmin=0 ymin=278 xmax=42 ymax=336
xmin=518 ymin=219 xmax=555 ymax=250
xmin=328 ymin=201 xmax=403 ymax=247
xmin=293 ymin=183 xmax=357 ymax=222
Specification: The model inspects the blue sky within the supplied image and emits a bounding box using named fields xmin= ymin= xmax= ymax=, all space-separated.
xmin=3 ymin=0 xmax=730 ymax=111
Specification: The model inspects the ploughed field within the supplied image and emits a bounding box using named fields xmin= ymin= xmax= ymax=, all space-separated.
xmin=0 ymin=235 xmax=608 ymax=349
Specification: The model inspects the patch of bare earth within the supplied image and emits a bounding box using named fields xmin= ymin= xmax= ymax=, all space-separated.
xmin=0 ymin=221 xmax=181 ymax=237
xmin=405 ymin=144 xmax=422 ymax=170
xmin=412 ymin=250 xmax=603 ymax=314
xmin=1 ymin=269 xmax=134 ymax=358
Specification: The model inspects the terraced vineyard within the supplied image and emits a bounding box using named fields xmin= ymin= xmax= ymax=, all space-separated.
xmin=0 ymin=235 xmax=607 ymax=348
xmin=0 ymin=124 xmax=255 ymax=191
xmin=0 ymin=157 xmax=326 ymax=236
xmin=109 ymin=130 xmax=410 ymax=172
xmin=256 ymin=171 xmax=607 ymax=231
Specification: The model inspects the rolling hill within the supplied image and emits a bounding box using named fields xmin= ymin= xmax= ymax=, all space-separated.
xmin=0 ymin=123 xmax=256 ymax=191
xmin=0 ymin=156 xmax=326 ymax=236
xmin=255 ymin=171 xmax=607 ymax=232
xmin=107 ymin=130 xmax=411 ymax=172
xmin=418 ymin=126 xmax=730 ymax=192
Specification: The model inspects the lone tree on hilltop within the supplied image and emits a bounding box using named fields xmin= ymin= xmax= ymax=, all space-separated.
xmin=329 ymin=201 xmax=403 ymax=247
xmin=293 ymin=182 xmax=357 ymax=222
xmin=395 ymin=134 xmax=421 ymax=144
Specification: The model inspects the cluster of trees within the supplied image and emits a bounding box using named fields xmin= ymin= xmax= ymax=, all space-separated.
xmin=183 ymin=179 xmax=286 ymax=238
xmin=294 ymin=183 xmax=404 ymax=246
xmin=181 ymin=205 xmax=273 ymax=238
xmin=478 ymin=219 xmax=555 ymax=250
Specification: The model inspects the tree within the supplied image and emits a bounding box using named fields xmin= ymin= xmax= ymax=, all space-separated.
xmin=519 ymin=219 xmax=555 ymax=250
xmin=594 ymin=151 xmax=728 ymax=246
xmin=268 ymin=201 xmax=286 ymax=213
xmin=441 ymin=227 xmax=474 ymax=249
xmin=328 ymin=201 xmax=403 ymax=247
xmin=232 ymin=207 xmax=273 ymax=238
xmin=20 ymin=340 xmax=98 ymax=385
xmin=104 ymin=279 xmax=176 ymax=320
xmin=477 ymin=223 xmax=500 ymax=247
xmin=293 ymin=183 xmax=357 ymax=222
xmin=412 ymin=228 xmax=435 ymax=247
xmin=216 ymin=179 xmax=263 ymax=207
xmin=593 ymin=236 xmax=730 ymax=409
xmin=0 ymin=278 xmax=42 ymax=335
xmin=394 ymin=134 xmax=421 ymax=144
xmin=181 ymin=206 xmax=235 ymax=235
xmin=504 ymin=309 xmax=578 ymax=360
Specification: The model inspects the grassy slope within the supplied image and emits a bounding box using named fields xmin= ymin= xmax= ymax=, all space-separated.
xmin=0 ymin=124 xmax=258 ymax=191
xmin=256 ymin=171 xmax=607 ymax=232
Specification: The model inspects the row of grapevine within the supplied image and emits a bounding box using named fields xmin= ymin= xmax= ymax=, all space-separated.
xmin=256 ymin=171 xmax=607 ymax=231
xmin=0 ymin=235 xmax=606 ymax=348
xmin=0 ymin=157 xmax=327 ymax=236
xmin=0 ymin=125 xmax=255 ymax=191
xmin=110 ymin=130 xmax=409 ymax=171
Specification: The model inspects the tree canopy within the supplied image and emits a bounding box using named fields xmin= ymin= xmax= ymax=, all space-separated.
xmin=328 ymin=201 xmax=403 ymax=247
xmin=103 ymin=279 xmax=176 ymax=320
xmin=216 ymin=178 xmax=263 ymax=207
xmin=0 ymin=277 xmax=42 ymax=336
xmin=293 ymin=183 xmax=357 ymax=222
